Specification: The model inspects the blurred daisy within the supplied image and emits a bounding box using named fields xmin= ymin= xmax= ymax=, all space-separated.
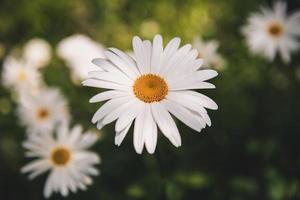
xmin=193 ymin=36 xmax=225 ymax=70
xmin=17 ymin=87 xmax=70 ymax=135
xmin=22 ymin=124 xmax=100 ymax=198
xmin=242 ymin=1 xmax=300 ymax=63
xmin=57 ymin=34 xmax=105 ymax=82
xmin=1 ymin=56 xmax=43 ymax=94
xmin=83 ymin=34 xmax=218 ymax=154
xmin=23 ymin=38 xmax=52 ymax=68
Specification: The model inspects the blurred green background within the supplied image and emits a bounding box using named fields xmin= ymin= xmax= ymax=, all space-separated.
xmin=1 ymin=0 xmax=300 ymax=199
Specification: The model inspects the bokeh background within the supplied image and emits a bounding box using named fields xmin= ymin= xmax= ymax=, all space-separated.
xmin=1 ymin=0 xmax=300 ymax=199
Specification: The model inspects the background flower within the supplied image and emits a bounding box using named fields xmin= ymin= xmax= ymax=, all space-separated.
xmin=57 ymin=34 xmax=106 ymax=83
xmin=2 ymin=56 xmax=43 ymax=95
xmin=193 ymin=36 xmax=225 ymax=70
xmin=17 ymin=87 xmax=70 ymax=135
xmin=242 ymin=1 xmax=300 ymax=63
xmin=22 ymin=124 xmax=100 ymax=198
xmin=23 ymin=38 xmax=52 ymax=69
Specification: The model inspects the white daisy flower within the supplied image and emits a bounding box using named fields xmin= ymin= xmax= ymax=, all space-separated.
xmin=21 ymin=124 xmax=100 ymax=198
xmin=1 ymin=56 xmax=43 ymax=94
xmin=23 ymin=38 xmax=52 ymax=68
xmin=17 ymin=87 xmax=70 ymax=135
xmin=57 ymin=34 xmax=105 ymax=82
xmin=193 ymin=36 xmax=225 ymax=70
xmin=83 ymin=34 xmax=218 ymax=154
xmin=242 ymin=1 xmax=300 ymax=63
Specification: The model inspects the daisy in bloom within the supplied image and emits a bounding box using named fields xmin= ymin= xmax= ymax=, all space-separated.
xmin=57 ymin=34 xmax=105 ymax=82
xmin=17 ymin=87 xmax=70 ymax=135
xmin=21 ymin=124 xmax=100 ymax=198
xmin=83 ymin=34 xmax=218 ymax=154
xmin=242 ymin=1 xmax=300 ymax=63
xmin=193 ymin=36 xmax=225 ymax=70
xmin=1 ymin=56 xmax=43 ymax=94
xmin=23 ymin=38 xmax=52 ymax=68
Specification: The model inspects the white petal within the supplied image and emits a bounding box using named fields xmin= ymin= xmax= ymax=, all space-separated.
xmin=90 ymin=58 xmax=106 ymax=70
xmin=169 ymin=70 xmax=218 ymax=87
xmin=104 ymin=50 xmax=137 ymax=79
xmin=193 ymin=112 xmax=207 ymax=128
xmin=115 ymin=100 xmax=144 ymax=132
xmin=88 ymin=71 xmax=133 ymax=86
xmin=82 ymin=79 xmax=130 ymax=91
xmin=43 ymin=170 xmax=56 ymax=198
xmin=115 ymin=121 xmax=132 ymax=146
xmin=171 ymin=91 xmax=218 ymax=110
xmin=143 ymin=106 xmax=157 ymax=154
xmin=167 ymin=92 xmax=207 ymax=114
xmin=102 ymin=99 xmax=137 ymax=125
xmin=201 ymin=112 xmax=212 ymax=126
xmin=162 ymin=99 xmax=203 ymax=132
xmin=57 ymin=124 xmax=69 ymax=144
xmin=142 ymin=40 xmax=152 ymax=73
xmin=60 ymin=170 xmax=69 ymax=196
xmin=171 ymin=49 xmax=198 ymax=73
xmin=132 ymin=36 xmax=147 ymax=74
xmin=78 ymin=132 xmax=99 ymax=149
xmin=21 ymin=159 xmax=50 ymax=174
xmin=89 ymin=90 xmax=129 ymax=103
xmin=64 ymin=170 xmax=77 ymax=193
xmin=29 ymin=164 xmax=51 ymax=180
xmin=189 ymin=59 xmax=204 ymax=72
xmin=151 ymin=102 xmax=181 ymax=147
xmin=159 ymin=37 xmax=181 ymax=74
xmin=161 ymin=44 xmax=192 ymax=75
xmin=92 ymin=96 xmax=132 ymax=123
xmin=96 ymin=120 xmax=105 ymax=129
xmin=92 ymin=58 xmax=129 ymax=76
xmin=170 ymin=80 xmax=215 ymax=90
xmin=68 ymin=125 xmax=82 ymax=146
xmin=163 ymin=37 xmax=181 ymax=60
xmin=150 ymin=34 xmax=163 ymax=74
xmin=133 ymin=107 xmax=146 ymax=154
xmin=108 ymin=47 xmax=140 ymax=76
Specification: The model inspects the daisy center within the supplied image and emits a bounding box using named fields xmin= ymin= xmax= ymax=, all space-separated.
xmin=36 ymin=107 xmax=49 ymax=120
xmin=267 ymin=22 xmax=284 ymax=38
xmin=51 ymin=147 xmax=71 ymax=166
xmin=198 ymin=52 xmax=203 ymax=58
xmin=133 ymin=74 xmax=168 ymax=103
xmin=17 ymin=69 xmax=27 ymax=81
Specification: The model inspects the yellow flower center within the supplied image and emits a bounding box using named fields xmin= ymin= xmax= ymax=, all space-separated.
xmin=198 ymin=52 xmax=203 ymax=58
xmin=133 ymin=74 xmax=168 ymax=103
xmin=267 ymin=22 xmax=284 ymax=38
xmin=17 ymin=69 xmax=27 ymax=81
xmin=51 ymin=147 xmax=71 ymax=166
xmin=36 ymin=107 xmax=49 ymax=120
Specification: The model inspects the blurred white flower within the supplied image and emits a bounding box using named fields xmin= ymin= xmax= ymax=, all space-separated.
xmin=1 ymin=56 xmax=43 ymax=94
xmin=242 ymin=1 xmax=300 ymax=63
xmin=83 ymin=34 xmax=218 ymax=154
xmin=23 ymin=38 xmax=52 ymax=68
xmin=22 ymin=124 xmax=100 ymax=198
xmin=57 ymin=34 xmax=105 ymax=82
xmin=193 ymin=36 xmax=225 ymax=70
xmin=17 ymin=87 xmax=70 ymax=135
